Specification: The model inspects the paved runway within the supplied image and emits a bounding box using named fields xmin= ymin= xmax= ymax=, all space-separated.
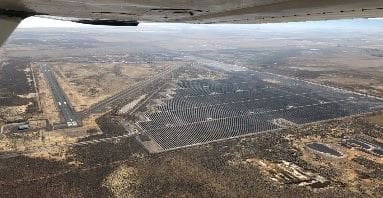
xmin=40 ymin=64 xmax=77 ymax=127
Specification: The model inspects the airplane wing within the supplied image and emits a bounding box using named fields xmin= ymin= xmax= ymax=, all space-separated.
xmin=1 ymin=0 xmax=383 ymax=45
xmin=0 ymin=17 xmax=21 ymax=47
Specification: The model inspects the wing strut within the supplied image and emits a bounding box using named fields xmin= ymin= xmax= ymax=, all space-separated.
xmin=0 ymin=16 xmax=22 ymax=46
xmin=0 ymin=8 xmax=37 ymax=47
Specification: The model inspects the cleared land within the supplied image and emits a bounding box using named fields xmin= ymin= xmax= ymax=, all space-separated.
xmin=0 ymin=114 xmax=382 ymax=197
xmin=52 ymin=62 xmax=166 ymax=111
xmin=0 ymin=23 xmax=382 ymax=197
xmin=137 ymin=70 xmax=383 ymax=151
xmin=192 ymin=46 xmax=383 ymax=98
xmin=34 ymin=65 xmax=60 ymax=123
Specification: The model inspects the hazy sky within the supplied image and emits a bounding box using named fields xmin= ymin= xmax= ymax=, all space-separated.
xmin=19 ymin=17 xmax=88 ymax=28
xmin=18 ymin=16 xmax=383 ymax=29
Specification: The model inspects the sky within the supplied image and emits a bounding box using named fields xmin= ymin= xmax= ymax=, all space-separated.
xmin=18 ymin=16 xmax=383 ymax=29
xmin=19 ymin=17 xmax=89 ymax=28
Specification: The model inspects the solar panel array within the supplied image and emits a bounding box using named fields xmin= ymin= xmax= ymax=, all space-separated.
xmin=137 ymin=71 xmax=383 ymax=150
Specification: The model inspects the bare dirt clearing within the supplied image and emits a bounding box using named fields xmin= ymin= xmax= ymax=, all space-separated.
xmin=51 ymin=62 xmax=175 ymax=111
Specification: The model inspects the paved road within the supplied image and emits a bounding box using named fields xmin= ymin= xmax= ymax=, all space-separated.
xmin=40 ymin=64 xmax=77 ymax=127
xmin=78 ymin=65 xmax=181 ymax=119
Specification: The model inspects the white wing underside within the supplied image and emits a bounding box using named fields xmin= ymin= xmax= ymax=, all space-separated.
xmin=1 ymin=0 xmax=383 ymax=23
xmin=0 ymin=0 xmax=383 ymax=46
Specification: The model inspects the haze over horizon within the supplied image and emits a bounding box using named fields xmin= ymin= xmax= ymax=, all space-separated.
xmin=18 ymin=16 xmax=383 ymax=30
